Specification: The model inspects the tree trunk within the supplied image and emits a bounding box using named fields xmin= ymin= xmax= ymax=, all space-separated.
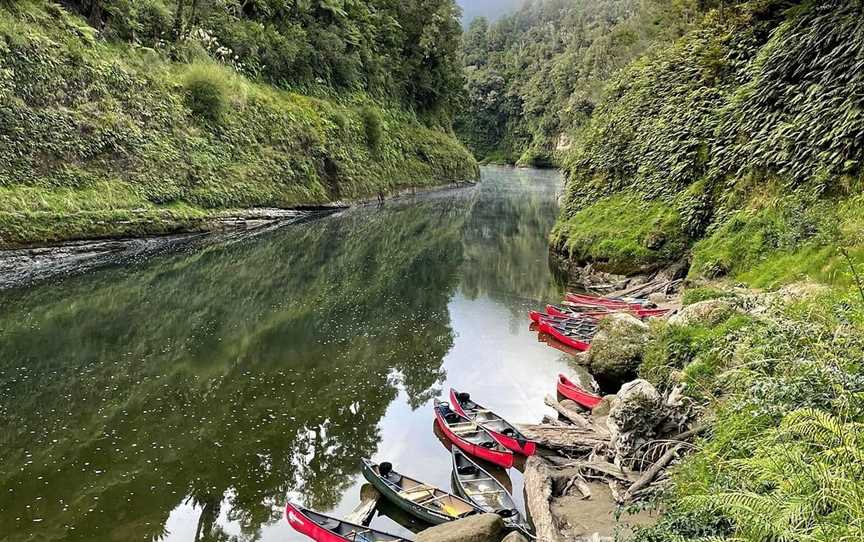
xmin=173 ymin=0 xmax=186 ymax=40
xmin=88 ymin=0 xmax=103 ymax=30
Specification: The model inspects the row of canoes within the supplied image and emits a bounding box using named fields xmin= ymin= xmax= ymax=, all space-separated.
xmin=530 ymin=292 xmax=670 ymax=351
xmin=286 ymin=388 xmax=543 ymax=542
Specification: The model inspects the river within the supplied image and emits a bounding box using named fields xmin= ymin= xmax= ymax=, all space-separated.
xmin=0 ymin=166 xmax=590 ymax=542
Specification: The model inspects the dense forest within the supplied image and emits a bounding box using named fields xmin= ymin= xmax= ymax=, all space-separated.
xmin=458 ymin=1 xmax=864 ymax=540
xmin=0 ymin=0 xmax=478 ymax=247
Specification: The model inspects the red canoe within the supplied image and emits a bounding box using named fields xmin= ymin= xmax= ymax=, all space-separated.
xmin=449 ymin=389 xmax=537 ymax=456
xmin=538 ymin=321 xmax=593 ymax=351
xmin=434 ymin=399 xmax=514 ymax=469
xmin=285 ymin=502 xmax=407 ymax=542
xmin=557 ymin=374 xmax=602 ymax=409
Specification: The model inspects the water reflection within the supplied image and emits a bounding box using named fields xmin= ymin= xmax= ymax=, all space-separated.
xmin=0 ymin=166 xmax=568 ymax=542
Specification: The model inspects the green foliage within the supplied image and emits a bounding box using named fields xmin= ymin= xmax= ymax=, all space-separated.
xmin=0 ymin=2 xmax=478 ymax=247
xmin=550 ymin=193 xmax=690 ymax=275
xmin=56 ymin=0 xmax=467 ymax=116
xmin=682 ymin=286 xmax=737 ymax=306
xmin=361 ymin=106 xmax=383 ymax=150
xmin=456 ymin=0 xmax=718 ymax=164
xmin=635 ymin=289 xmax=864 ymax=541
xmin=641 ymin=313 xmax=752 ymax=396
xmin=183 ymin=62 xmax=231 ymax=121
xmin=690 ymin=191 xmax=864 ymax=288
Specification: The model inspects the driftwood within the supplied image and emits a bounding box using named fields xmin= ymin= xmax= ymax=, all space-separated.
xmin=344 ymin=484 xmax=380 ymax=526
xmin=545 ymin=457 xmax=639 ymax=484
xmin=621 ymin=444 xmax=683 ymax=503
xmin=541 ymin=415 xmax=572 ymax=427
xmin=524 ymin=457 xmax=561 ymax=542
xmin=670 ymin=424 xmax=707 ymax=442
xmin=518 ymin=424 xmax=610 ymax=454
xmin=544 ymin=396 xmax=611 ymax=437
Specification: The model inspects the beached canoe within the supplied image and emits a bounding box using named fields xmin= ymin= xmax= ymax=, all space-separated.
xmin=449 ymin=389 xmax=536 ymax=456
xmin=360 ymin=459 xmax=480 ymax=525
xmin=557 ymin=374 xmax=602 ymax=409
xmin=537 ymin=321 xmax=594 ymax=351
xmin=451 ymin=449 xmax=532 ymax=535
xmin=528 ymin=311 xmax=598 ymax=330
xmin=285 ymin=502 xmax=410 ymax=542
xmin=434 ymin=400 xmax=515 ymax=469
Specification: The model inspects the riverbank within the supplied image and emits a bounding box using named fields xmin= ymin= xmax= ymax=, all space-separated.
xmin=0 ymin=180 xmax=478 ymax=289
xmin=0 ymin=2 xmax=479 ymax=250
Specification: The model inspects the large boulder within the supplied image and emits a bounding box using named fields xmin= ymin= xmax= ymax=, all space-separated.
xmin=500 ymin=531 xmax=529 ymax=542
xmin=417 ymin=514 xmax=504 ymax=542
xmin=607 ymin=379 xmax=665 ymax=465
xmin=587 ymin=314 xmax=650 ymax=381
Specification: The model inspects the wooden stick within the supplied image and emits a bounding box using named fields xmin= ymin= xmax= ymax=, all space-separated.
xmin=545 ymin=457 xmax=639 ymax=483
xmin=621 ymin=444 xmax=683 ymax=502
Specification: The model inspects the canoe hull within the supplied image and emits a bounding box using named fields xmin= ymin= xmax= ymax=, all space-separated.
xmin=434 ymin=404 xmax=515 ymax=469
xmin=361 ymin=459 xmax=454 ymax=525
xmin=449 ymin=389 xmax=536 ymax=457
xmin=539 ymin=322 xmax=591 ymax=351
xmin=557 ymin=374 xmax=602 ymax=409
xmin=285 ymin=502 xmax=401 ymax=542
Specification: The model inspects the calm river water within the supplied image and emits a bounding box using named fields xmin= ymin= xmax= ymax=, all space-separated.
xmin=0 ymin=167 xmax=590 ymax=542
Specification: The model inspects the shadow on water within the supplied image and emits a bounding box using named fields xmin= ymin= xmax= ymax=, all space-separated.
xmin=0 ymin=166 xmax=567 ymax=542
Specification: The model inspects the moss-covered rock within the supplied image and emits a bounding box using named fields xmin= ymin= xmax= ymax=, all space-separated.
xmin=587 ymin=313 xmax=650 ymax=381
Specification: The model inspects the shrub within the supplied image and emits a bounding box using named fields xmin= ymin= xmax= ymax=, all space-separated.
xmin=361 ymin=106 xmax=383 ymax=150
xmin=183 ymin=63 xmax=230 ymax=122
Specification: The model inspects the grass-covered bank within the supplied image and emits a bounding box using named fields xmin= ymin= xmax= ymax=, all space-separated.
xmin=0 ymin=2 xmax=478 ymax=248
xmin=534 ymin=1 xmax=864 ymax=539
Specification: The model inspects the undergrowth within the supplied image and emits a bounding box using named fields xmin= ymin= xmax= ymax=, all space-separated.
xmin=633 ymin=288 xmax=864 ymax=541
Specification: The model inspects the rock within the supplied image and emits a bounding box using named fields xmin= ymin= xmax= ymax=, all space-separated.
xmin=647 ymin=292 xmax=667 ymax=306
xmin=501 ymin=531 xmax=529 ymax=542
xmin=591 ymin=394 xmax=616 ymax=417
xmin=607 ymin=379 xmax=665 ymax=466
xmin=668 ymin=299 xmax=735 ymax=327
xmin=587 ymin=314 xmax=650 ymax=381
xmin=417 ymin=514 xmax=504 ymax=542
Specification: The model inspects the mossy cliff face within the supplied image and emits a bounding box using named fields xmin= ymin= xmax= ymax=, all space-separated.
xmin=0 ymin=3 xmax=479 ymax=248
xmin=553 ymin=0 xmax=864 ymax=286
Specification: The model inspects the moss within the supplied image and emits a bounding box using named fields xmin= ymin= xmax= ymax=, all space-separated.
xmin=689 ymin=193 xmax=864 ymax=288
xmin=550 ymin=193 xmax=689 ymax=275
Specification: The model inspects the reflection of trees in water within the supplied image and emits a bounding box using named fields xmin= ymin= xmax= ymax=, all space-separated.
xmin=0 ymin=195 xmax=473 ymax=542
xmin=460 ymin=168 xmax=564 ymax=306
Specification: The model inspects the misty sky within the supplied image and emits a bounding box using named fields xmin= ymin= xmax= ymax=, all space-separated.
xmin=457 ymin=0 xmax=524 ymax=26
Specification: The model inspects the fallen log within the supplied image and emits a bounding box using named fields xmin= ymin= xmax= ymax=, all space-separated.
xmin=518 ymin=424 xmax=610 ymax=454
xmin=523 ymin=457 xmax=561 ymax=542
xmin=344 ymin=484 xmax=380 ymax=526
xmin=544 ymin=396 xmax=610 ymax=437
xmin=621 ymin=444 xmax=683 ymax=503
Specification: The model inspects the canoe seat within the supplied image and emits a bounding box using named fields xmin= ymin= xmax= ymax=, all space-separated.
xmin=401 ymin=486 xmax=435 ymax=502
xmin=319 ymin=518 xmax=341 ymax=530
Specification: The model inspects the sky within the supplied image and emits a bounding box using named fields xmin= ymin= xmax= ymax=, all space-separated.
xmin=456 ymin=0 xmax=524 ymax=26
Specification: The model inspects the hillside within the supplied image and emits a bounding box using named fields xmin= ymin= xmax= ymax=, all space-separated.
xmin=455 ymin=0 xmax=710 ymax=166
xmin=0 ymin=0 xmax=478 ymax=248
xmin=458 ymin=1 xmax=864 ymax=540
